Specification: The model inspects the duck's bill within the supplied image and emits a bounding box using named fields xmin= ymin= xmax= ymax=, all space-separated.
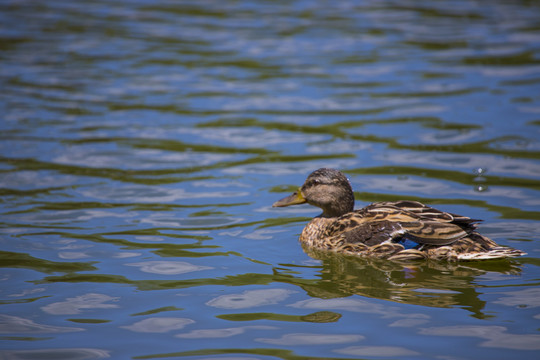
xmin=272 ymin=191 xmax=306 ymax=207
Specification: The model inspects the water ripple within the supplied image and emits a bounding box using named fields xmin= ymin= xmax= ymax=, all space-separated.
xmin=1 ymin=0 xmax=539 ymax=359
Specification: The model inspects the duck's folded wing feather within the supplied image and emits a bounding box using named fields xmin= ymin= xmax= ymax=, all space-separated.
xmin=398 ymin=221 xmax=468 ymax=245
xmin=336 ymin=220 xmax=467 ymax=246
xmin=337 ymin=220 xmax=406 ymax=246
xmin=380 ymin=200 xmax=481 ymax=227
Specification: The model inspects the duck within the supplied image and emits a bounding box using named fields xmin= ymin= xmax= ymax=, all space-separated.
xmin=273 ymin=168 xmax=525 ymax=261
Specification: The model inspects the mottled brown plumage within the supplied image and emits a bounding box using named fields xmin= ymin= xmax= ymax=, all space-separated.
xmin=273 ymin=168 xmax=525 ymax=261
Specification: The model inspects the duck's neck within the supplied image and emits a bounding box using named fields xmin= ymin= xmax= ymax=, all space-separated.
xmin=320 ymin=199 xmax=354 ymax=218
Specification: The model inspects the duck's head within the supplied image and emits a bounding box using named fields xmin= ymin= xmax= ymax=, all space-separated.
xmin=272 ymin=168 xmax=355 ymax=217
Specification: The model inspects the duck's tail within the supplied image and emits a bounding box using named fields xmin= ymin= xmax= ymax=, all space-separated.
xmin=425 ymin=233 xmax=526 ymax=261
xmin=457 ymin=246 xmax=526 ymax=261
xmin=457 ymin=233 xmax=526 ymax=261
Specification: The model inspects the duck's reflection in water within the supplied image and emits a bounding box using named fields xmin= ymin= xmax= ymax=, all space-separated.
xmin=298 ymin=247 xmax=522 ymax=319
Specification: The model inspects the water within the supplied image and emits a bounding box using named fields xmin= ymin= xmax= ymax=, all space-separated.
xmin=1 ymin=0 xmax=540 ymax=359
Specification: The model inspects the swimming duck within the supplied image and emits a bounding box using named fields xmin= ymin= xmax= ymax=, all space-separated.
xmin=273 ymin=168 xmax=525 ymax=261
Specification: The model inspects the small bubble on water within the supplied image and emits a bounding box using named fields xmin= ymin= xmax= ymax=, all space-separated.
xmin=475 ymin=184 xmax=488 ymax=192
xmin=474 ymin=167 xmax=487 ymax=175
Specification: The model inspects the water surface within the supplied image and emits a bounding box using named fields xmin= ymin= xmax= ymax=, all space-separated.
xmin=1 ymin=0 xmax=540 ymax=359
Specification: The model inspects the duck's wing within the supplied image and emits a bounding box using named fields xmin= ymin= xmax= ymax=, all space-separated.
xmin=378 ymin=200 xmax=481 ymax=228
xmin=328 ymin=201 xmax=474 ymax=247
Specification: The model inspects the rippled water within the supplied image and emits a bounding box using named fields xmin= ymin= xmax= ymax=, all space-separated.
xmin=1 ymin=0 xmax=540 ymax=359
